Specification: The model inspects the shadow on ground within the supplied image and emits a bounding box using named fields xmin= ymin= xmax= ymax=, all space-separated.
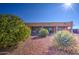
xmin=31 ymin=36 xmax=46 ymax=40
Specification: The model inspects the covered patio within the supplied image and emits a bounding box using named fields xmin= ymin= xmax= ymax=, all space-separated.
xmin=26 ymin=22 xmax=73 ymax=35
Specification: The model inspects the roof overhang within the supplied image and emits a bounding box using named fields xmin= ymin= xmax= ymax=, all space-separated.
xmin=26 ymin=22 xmax=73 ymax=27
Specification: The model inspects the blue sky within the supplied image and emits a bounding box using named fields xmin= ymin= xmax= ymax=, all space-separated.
xmin=0 ymin=3 xmax=79 ymax=29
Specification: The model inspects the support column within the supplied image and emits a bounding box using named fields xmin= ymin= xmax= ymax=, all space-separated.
xmin=56 ymin=26 xmax=58 ymax=32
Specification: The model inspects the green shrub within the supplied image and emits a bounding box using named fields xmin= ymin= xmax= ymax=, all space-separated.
xmin=0 ymin=14 xmax=31 ymax=49
xmin=54 ymin=30 xmax=76 ymax=54
xmin=38 ymin=28 xmax=49 ymax=37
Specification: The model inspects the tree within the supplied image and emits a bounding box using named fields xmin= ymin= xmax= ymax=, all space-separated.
xmin=0 ymin=14 xmax=31 ymax=49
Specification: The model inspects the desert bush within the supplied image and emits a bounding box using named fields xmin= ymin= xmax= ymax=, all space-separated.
xmin=54 ymin=30 xmax=77 ymax=54
xmin=38 ymin=28 xmax=49 ymax=37
xmin=0 ymin=14 xmax=31 ymax=49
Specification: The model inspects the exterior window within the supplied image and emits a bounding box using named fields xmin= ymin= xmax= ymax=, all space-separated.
xmin=57 ymin=27 xmax=62 ymax=31
xmin=49 ymin=28 xmax=52 ymax=31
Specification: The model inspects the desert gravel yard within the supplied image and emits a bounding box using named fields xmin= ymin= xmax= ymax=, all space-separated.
xmin=9 ymin=35 xmax=53 ymax=55
xmin=6 ymin=34 xmax=79 ymax=55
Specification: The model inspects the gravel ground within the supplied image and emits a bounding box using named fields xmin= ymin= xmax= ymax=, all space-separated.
xmin=2 ymin=34 xmax=79 ymax=55
xmin=8 ymin=36 xmax=53 ymax=55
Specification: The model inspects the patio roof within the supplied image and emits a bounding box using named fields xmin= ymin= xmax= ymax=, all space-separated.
xmin=26 ymin=22 xmax=73 ymax=27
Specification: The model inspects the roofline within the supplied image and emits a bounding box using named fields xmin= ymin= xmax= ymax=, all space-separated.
xmin=25 ymin=21 xmax=73 ymax=24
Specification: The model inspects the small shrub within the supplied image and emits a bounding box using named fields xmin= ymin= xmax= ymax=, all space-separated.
xmin=54 ymin=30 xmax=77 ymax=54
xmin=0 ymin=14 xmax=31 ymax=49
xmin=38 ymin=28 xmax=49 ymax=37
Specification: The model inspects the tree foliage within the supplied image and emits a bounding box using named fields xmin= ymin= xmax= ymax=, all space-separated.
xmin=0 ymin=15 xmax=31 ymax=49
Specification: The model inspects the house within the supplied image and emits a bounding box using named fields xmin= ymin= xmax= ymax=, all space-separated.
xmin=26 ymin=22 xmax=73 ymax=35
